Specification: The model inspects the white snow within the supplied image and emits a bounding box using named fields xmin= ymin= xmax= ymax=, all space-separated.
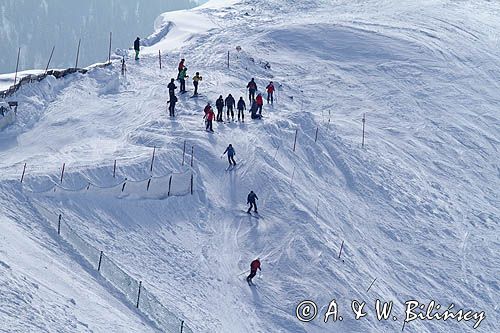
xmin=0 ymin=0 xmax=499 ymax=332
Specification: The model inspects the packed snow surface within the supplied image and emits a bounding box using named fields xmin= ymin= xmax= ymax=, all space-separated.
xmin=0 ymin=0 xmax=499 ymax=332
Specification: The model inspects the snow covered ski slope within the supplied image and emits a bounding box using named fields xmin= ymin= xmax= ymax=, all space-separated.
xmin=0 ymin=0 xmax=499 ymax=332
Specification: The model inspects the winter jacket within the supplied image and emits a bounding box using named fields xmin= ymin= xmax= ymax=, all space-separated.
xmin=225 ymin=95 xmax=235 ymax=108
xmin=178 ymin=61 xmax=185 ymax=71
xmin=168 ymin=82 xmax=177 ymax=91
xmin=247 ymin=80 xmax=257 ymax=91
xmin=193 ymin=74 xmax=202 ymax=82
xmin=256 ymin=95 xmax=263 ymax=106
xmin=250 ymin=259 xmax=261 ymax=272
xmin=266 ymin=83 xmax=275 ymax=93
xmin=216 ymin=98 xmax=224 ymax=110
xmin=247 ymin=192 xmax=258 ymax=204
xmin=205 ymin=110 xmax=215 ymax=121
xmin=224 ymin=146 xmax=235 ymax=157
xmin=237 ymin=99 xmax=246 ymax=110
xmin=179 ymin=69 xmax=188 ymax=80
xmin=170 ymin=95 xmax=178 ymax=104
xmin=134 ymin=39 xmax=140 ymax=51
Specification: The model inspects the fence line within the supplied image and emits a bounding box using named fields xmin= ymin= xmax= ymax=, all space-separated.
xmin=54 ymin=214 xmax=193 ymax=332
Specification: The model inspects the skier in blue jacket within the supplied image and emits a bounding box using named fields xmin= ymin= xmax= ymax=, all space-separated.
xmin=223 ymin=144 xmax=236 ymax=166
xmin=247 ymin=191 xmax=258 ymax=213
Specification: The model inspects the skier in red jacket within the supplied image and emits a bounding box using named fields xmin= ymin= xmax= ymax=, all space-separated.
xmin=203 ymin=106 xmax=215 ymax=132
xmin=246 ymin=258 xmax=261 ymax=285
xmin=255 ymin=94 xmax=264 ymax=115
xmin=266 ymin=81 xmax=275 ymax=104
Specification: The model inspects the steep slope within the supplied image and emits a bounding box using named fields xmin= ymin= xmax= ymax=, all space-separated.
xmin=1 ymin=0 xmax=499 ymax=332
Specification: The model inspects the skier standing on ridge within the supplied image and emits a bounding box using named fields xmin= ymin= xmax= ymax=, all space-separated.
xmin=225 ymin=94 xmax=236 ymax=121
xmin=247 ymin=78 xmax=257 ymax=103
xmin=168 ymin=78 xmax=177 ymax=97
xmin=192 ymin=72 xmax=202 ymax=95
xmin=216 ymin=95 xmax=224 ymax=122
xmin=247 ymin=190 xmax=258 ymax=213
xmin=256 ymin=93 xmax=264 ymax=115
xmin=179 ymin=67 xmax=188 ymax=93
xmin=203 ymin=106 xmax=215 ymax=132
xmin=177 ymin=58 xmax=185 ymax=79
xmin=134 ymin=37 xmax=140 ymax=60
xmin=266 ymin=81 xmax=275 ymax=104
xmin=222 ymin=144 xmax=236 ymax=167
xmin=237 ymin=97 xmax=246 ymax=122
xmin=246 ymin=258 xmax=261 ymax=286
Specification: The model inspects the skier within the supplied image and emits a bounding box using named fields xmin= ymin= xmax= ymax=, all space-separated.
xmin=246 ymin=78 xmax=257 ymax=103
xmin=256 ymin=93 xmax=264 ymax=115
xmin=247 ymin=190 xmax=258 ymax=213
xmin=179 ymin=67 xmax=188 ymax=93
xmin=168 ymin=78 xmax=177 ymax=97
xmin=216 ymin=95 xmax=224 ymax=122
xmin=246 ymin=258 xmax=261 ymax=286
xmin=177 ymin=58 xmax=185 ymax=79
xmin=134 ymin=37 xmax=140 ymax=60
xmin=249 ymin=100 xmax=262 ymax=120
xmin=225 ymin=94 xmax=236 ymax=121
xmin=192 ymin=72 xmax=202 ymax=95
xmin=203 ymin=106 xmax=215 ymax=132
xmin=266 ymin=81 xmax=275 ymax=104
xmin=168 ymin=94 xmax=178 ymax=117
xmin=222 ymin=144 xmax=236 ymax=167
xmin=237 ymin=97 xmax=246 ymax=122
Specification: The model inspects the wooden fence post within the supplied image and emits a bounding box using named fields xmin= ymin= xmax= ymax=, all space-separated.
xmin=180 ymin=320 xmax=184 ymax=333
xmin=146 ymin=178 xmax=152 ymax=191
xmin=20 ymin=163 xmax=26 ymax=183
xmin=57 ymin=214 xmax=62 ymax=235
xmin=113 ymin=159 xmax=117 ymax=178
xmin=121 ymin=182 xmax=127 ymax=192
xmin=98 ymin=251 xmax=104 ymax=271
xmin=108 ymin=32 xmax=112 ymax=63
xmin=45 ymin=46 xmax=55 ymax=74
xmin=227 ymin=51 xmax=230 ymax=69
xmin=293 ymin=129 xmax=298 ymax=152
xmin=136 ymin=281 xmax=142 ymax=308
xmin=75 ymin=39 xmax=81 ymax=69
xmin=60 ymin=163 xmax=66 ymax=183
xmin=362 ymin=113 xmax=366 ymax=148
xmin=167 ymin=175 xmax=172 ymax=196
xmin=314 ymin=126 xmax=319 ymax=143
xmin=338 ymin=240 xmax=344 ymax=259
xmin=150 ymin=146 xmax=156 ymax=173
xmin=158 ymin=50 xmax=162 ymax=69
xmin=14 ymin=47 xmax=21 ymax=86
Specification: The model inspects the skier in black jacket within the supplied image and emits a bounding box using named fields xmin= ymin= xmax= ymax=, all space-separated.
xmin=168 ymin=95 xmax=177 ymax=117
xmin=247 ymin=191 xmax=258 ymax=213
xmin=134 ymin=37 xmax=140 ymax=60
xmin=237 ymin=97 xmax=246 ymax=122
xmin=168 ymin=78 xmax=177 ymax=97
xmin=225 ymin=94 xmax=236 ymax=121
xmin=216 ymin=95 xmax=224 ymax=122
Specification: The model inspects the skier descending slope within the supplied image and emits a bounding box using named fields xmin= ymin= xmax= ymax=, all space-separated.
xmin=237 ymin=97 xmax=246 ymax=122
xmin=247 ymin=191 xmax=258 ymax=213
xmin=222 ymin=144 xmax=237 ymax=167
xmin=134 ymin=37 xmax=140 ymax=60
xmin=246 ymin=258 xmax=261 ymax=286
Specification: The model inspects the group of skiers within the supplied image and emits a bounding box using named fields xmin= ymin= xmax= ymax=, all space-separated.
xmin=133 ymin=42 xmax=265 ymax=284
